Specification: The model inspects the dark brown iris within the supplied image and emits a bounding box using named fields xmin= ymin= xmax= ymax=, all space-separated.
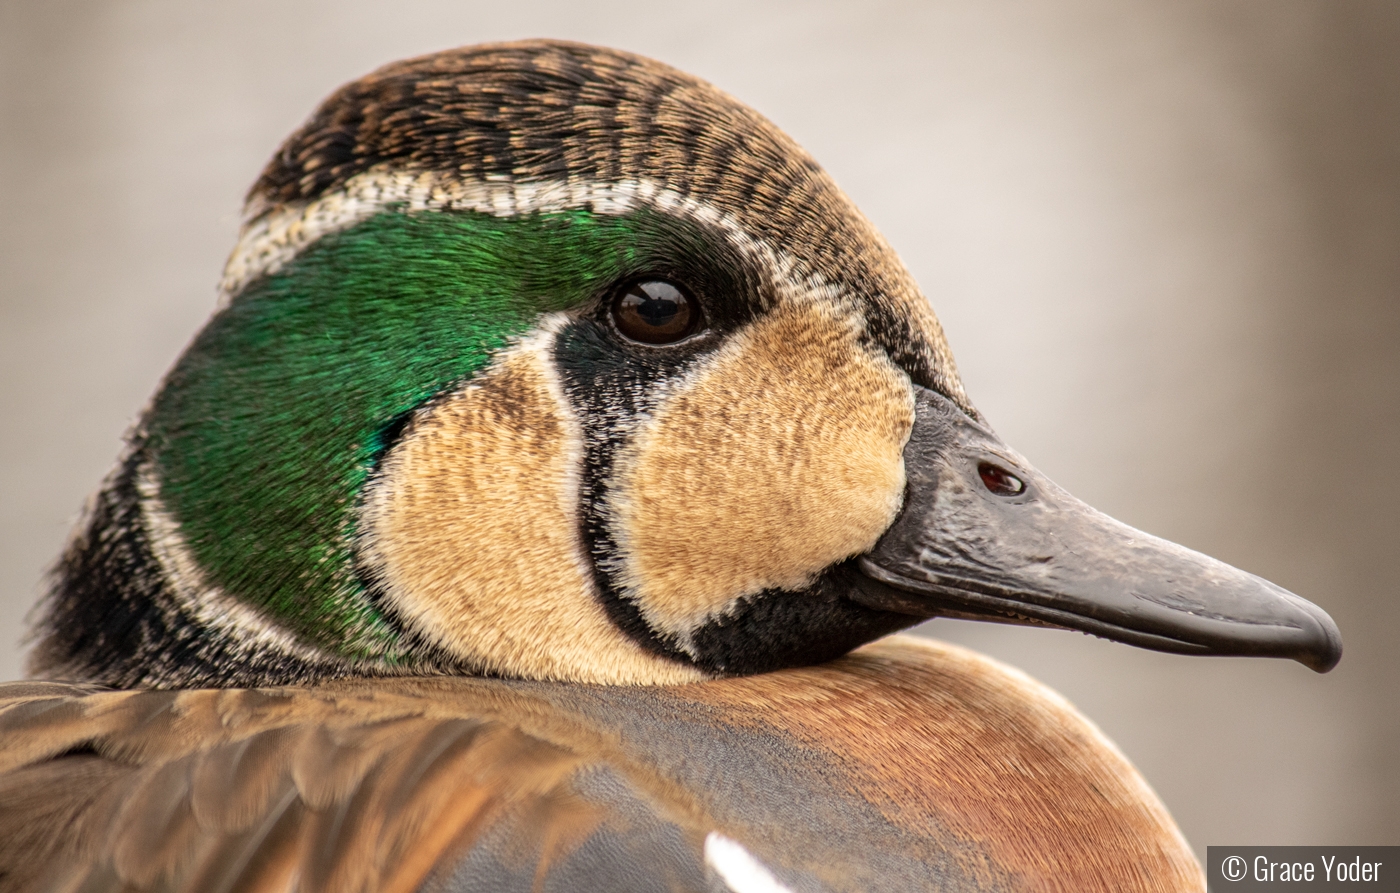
xmin=611 ymin=280 xmax=701 ymax=344
xmin=978 ymin=462 xmax=1026 ymax=496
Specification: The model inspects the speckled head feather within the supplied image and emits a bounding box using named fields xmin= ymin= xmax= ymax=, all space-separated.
xmin=30 ymin=41 xmax=968 ymax=688
xmin=235 ymin=40 xmax=966 ymax=401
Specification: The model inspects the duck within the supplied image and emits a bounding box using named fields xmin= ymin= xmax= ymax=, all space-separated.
xmin=0 ymin=40 xmax=1341 ymax=893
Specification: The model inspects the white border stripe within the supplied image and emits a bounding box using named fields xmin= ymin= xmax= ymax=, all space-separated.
xmin=219 ymin=172 xmax=842 ymax=311
xmin=136 ymin=462 xmax=337 ymax=665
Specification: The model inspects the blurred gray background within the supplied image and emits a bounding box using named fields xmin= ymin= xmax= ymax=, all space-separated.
xmin=2 ymin=0 xmax=1396 ymax=861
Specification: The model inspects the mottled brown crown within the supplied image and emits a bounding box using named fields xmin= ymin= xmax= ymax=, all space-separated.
xmin=250 ymin=39 xmax=969 ymax=410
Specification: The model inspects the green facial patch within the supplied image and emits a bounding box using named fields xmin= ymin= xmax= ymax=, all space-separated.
xmin=145 ymin=207 xmax=657 ymax=661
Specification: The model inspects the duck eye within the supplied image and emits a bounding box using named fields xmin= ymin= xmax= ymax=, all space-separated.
xmin=611 ymin=280 xmax=702 ymax=345
xmin=978 ymin=462 xmax=1026 ymax=497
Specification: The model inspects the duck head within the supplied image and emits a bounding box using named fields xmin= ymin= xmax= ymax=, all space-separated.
xmin=31 ymin=40 xmax=1341 ymax=688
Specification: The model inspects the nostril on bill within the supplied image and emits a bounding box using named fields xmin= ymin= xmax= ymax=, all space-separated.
xmin=978 ymin=462 xmax=1025 ymax=497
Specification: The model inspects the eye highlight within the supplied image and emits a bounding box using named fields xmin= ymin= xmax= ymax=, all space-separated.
xmin=611 ymin=280 xmax=703 ymax=345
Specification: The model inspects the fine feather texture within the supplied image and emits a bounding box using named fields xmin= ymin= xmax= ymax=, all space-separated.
xmin=359 ymin=325 xmax=702 ymax=683
xmin=235 ymin=41 xmax=966 ymax=409
xmin=0 ymin=638 xmax=1203 ymax=893
xmin=607 ymin=299 xmax=914 ymax=644
xmin=33 ymin=40 xmax=969 ymax=685
xmin=0 ymin=688 xmax=604 ymax=893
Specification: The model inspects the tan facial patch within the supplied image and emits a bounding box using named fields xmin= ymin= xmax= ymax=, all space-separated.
xmin=608 ymin=301 xmax=915 ymax=641
xmin=359 ymin=337 xmax=702 ymax=685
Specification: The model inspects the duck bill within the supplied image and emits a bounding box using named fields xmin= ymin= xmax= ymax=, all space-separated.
xmin=851 ymin=385 xmax=1343 ymax=672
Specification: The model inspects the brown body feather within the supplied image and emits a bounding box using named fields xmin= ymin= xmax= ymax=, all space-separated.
xmin=0 ymin=637 xmax=1201 ymax=892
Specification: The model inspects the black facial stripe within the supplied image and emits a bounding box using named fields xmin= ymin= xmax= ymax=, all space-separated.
xmin=857 ymin=300 xmax=954 ymax=409
xmin=685 ymin=561 xmax=918 ymax=676
xmin=547 ymin=207 xmax=776 ymax=663
xmin=554 ymin=293 xmax=928 ymax=673
xmin=553 ymin=319 xmax=705 ymax=663
xmin=861 ymin=304 xmax=925 ymax=382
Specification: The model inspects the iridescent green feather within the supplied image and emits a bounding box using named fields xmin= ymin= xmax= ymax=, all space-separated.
xmin=145 ymin=207 xmax=653 ymax=660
